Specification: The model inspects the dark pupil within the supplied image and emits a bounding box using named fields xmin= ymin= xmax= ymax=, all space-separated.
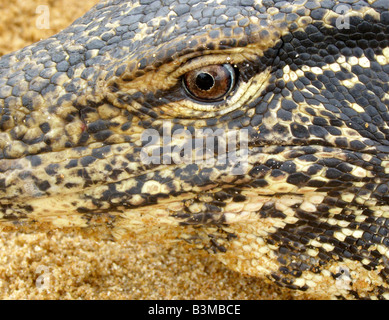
xmin=195 ymin=73 xmax=214 ymax=91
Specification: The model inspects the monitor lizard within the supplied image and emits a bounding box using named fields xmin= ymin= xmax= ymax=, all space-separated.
xmin=1 ymin=0 xmax=389 ymax=299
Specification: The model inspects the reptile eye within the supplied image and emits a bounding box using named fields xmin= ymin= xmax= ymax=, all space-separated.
xmin=183 ymin=64 xmax=237 ymax=102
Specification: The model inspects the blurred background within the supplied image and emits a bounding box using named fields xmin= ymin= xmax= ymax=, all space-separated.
xmin=0 ymin=0 xmax=99 ymax=55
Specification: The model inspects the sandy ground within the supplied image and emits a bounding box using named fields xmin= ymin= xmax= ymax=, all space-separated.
xmin=0 ymin=0 xmax=308 ymax=300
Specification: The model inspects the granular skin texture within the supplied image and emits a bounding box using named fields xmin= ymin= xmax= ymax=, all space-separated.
xmin=0 ymin=230 xmax=303 ymax=299
xmin=0 ymin=0 xmax=302 ymax=300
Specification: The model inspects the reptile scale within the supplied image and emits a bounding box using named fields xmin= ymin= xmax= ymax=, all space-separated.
xmin=1 ymin=0 xmax=389 ymax=299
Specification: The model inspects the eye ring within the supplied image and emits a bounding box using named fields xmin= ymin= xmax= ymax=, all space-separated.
xmin=182 ymin=64 xmax=237 ymax=102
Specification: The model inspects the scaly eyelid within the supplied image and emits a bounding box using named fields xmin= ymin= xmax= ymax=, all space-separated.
xmin=166 ymin=50 xmax=259 ymax=82
xmin=168 ymin=54 xmax=239 ymax=79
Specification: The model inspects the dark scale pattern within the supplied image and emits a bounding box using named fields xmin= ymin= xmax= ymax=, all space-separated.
xmin=1 ymin=0 xmax=389 ymax=299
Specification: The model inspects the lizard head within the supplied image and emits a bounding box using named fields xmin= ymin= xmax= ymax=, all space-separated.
xmin=1 ymin=0 xmax=389 ymax=298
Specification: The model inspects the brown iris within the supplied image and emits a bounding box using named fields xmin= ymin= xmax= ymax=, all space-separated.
xmin=183 ymin=64 xmax=236 ymax=101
